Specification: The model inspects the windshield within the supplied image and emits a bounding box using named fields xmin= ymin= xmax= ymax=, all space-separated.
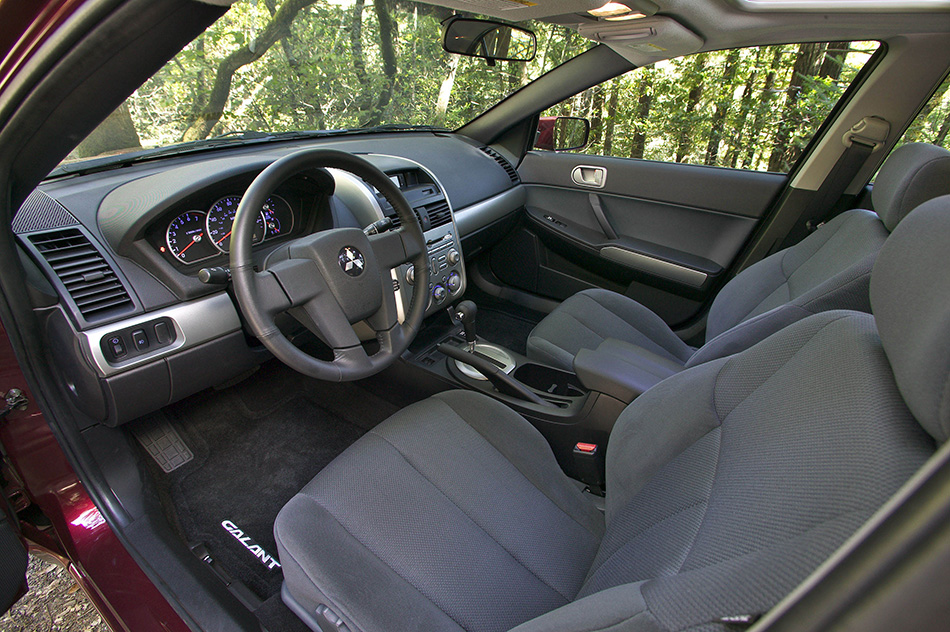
xmin=61 ymin=0 xmax=591 ymax=166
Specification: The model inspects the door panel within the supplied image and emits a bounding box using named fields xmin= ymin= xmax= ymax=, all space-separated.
xmin=494 ymin=151 xmax=786 ymax=327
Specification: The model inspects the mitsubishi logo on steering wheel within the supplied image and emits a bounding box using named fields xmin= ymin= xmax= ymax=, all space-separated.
xmin=339 ymin=246 xmax=365 ymax=277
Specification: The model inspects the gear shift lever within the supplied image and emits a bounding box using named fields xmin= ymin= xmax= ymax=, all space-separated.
xmin=455 ymin=300 xmax=477 ymax=352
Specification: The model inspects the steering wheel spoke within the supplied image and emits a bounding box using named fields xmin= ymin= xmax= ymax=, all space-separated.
xmin=368 ymin=227 xmax=425 ymax=270
xmin=294 ymin=291 xmax=362 ymax=350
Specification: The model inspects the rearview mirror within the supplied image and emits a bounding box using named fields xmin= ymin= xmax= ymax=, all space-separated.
xmin=535 ymin=116 xmax=590 ymax=152
xmin=442 ymin=17 xmax=537 ymax=64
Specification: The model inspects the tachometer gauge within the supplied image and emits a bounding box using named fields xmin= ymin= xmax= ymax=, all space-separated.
xmin=262 ymin=195 xmax=294 ymax=239
xmin=166 ymin=211 xmax=218 ymax=264
xmin=206 ymin=195 xmax=265 ymax=253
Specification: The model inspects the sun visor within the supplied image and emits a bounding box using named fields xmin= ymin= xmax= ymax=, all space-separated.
xmin=412 ymin=0 xmax=604 ymax=21
xmin=578 ymin=17 xmax=703 ymax=65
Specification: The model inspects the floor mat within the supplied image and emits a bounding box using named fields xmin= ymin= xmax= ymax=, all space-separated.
xmin=154 ymin=361 xmax=399 ymax=601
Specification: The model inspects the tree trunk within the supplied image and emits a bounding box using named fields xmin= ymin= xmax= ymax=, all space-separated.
xmin=603 ymin=78 xmax=620 ymax=156
xmin=75 ymin=102 xmax=142 ymax=158
xmin=359 ymin=0 xmax=398 ymax=127
xmin=726 ymin=48 xmax=763 ymax=168
xmin=742 ymin=46 xmax=784 ymax=169
xmin=675 ymin=56 xmax=706 ymax=163
xmin=704 ymin=49 xmax=741 ymax=166
xmin=935 ymin=109 xmax=950 ymax=146
xmin=589 ymin=85 xmax=606 ymax=152
xmin=630 ymin=72 xmax=653 ymax=159
xmin=181 ymin=0 xmax=321 ymax=142
xmin=818 ymin=41 xmax=849 ymax=81
xmin=767 ymin=43 xmax=823 ymax=172
xmin=434 ymin=56 xmax=460 ymax=127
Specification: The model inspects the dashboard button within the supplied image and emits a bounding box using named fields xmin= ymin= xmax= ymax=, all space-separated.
xmin=109 ymin=335 xmax=127 ymax=359
xmin=433 ymin=285 xmax=447 ymax=304
xmin=447 ymin=249 xmax=460 ymax=265
xmin=131 ymin=329 xmax=149 ymax=351
xmin=405 ymin=265 xmax=415 ymax=285
xmin=154 ymin=322 xmax=172 ymax=345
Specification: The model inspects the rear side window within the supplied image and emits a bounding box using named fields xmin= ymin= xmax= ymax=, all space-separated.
xmin=537 ymin=41 xmax=880 ymax=173
xmin=893 ymin=74 xmax=950 ymax=150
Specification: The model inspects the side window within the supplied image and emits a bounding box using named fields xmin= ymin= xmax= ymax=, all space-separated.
xmin=892 ymin=74 xmax=950 ymax=150
xmin=537 ymin=41 xmax=880 ymax=173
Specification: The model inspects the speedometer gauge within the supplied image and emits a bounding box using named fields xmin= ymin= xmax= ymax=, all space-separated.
xmin=206 ymin=195 xmax=265 ymax=253
xmin=166 ymin=211 xmax=218 ymax=264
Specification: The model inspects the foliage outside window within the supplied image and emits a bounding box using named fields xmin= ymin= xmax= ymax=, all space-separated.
xmin=893 ymin=74 xmax=950 ymax=150
xmin=539 ymin=41 xmax=880 ymax=173
xmin=67 ymin=0 xmax=592 ymax=163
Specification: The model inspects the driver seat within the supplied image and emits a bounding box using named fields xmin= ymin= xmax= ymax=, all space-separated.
xmin=274 ymin=196 xmax=950 ymax=632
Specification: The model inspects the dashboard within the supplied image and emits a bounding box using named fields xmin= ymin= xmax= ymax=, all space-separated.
xmin=13 ymin=132 xmax=526 ymax=427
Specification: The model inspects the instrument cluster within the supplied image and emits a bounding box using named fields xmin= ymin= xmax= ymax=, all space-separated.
xmin=162 ymin=194 xmax=295 ymax=265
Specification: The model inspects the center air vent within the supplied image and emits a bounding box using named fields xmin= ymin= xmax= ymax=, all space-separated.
xmin=388 ymin=208 xmax=424 ymax=230
xmin=479 ymin=146 xmax=521 ymax=184
xmin=28 ymin=228 xmax=135 ymax=322
xmin=423 ymin=200 xmax=452 ymax=229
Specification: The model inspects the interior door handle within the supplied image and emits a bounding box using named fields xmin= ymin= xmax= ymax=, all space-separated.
xmin=571 ymin=165 xmax=607 ymax=189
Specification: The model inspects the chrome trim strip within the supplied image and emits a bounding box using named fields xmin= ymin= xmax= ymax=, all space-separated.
xmin=454 ymin=187 xmax=526 ymax=236
xmin=600 ymin=246 xmax=708 ymax=288
xmin=79 ymin=292 xmax=242 ymax=377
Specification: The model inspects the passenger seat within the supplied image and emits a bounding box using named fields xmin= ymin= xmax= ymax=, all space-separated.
xmin=527 ymin=142 xmax=950 ymax=372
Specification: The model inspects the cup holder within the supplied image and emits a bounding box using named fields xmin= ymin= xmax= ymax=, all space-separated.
xmin=513 ymin=363 xmax=586 ymax=398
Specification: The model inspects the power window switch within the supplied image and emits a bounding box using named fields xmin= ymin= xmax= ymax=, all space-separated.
xmin=131 ymin=329 xmax=149 ymax=351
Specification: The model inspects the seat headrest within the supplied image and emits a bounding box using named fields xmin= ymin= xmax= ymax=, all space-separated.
xmin=872 ymin=143 xmax=950 ymax=232
xmin=871 ymin=194 xmax=950 ymax=442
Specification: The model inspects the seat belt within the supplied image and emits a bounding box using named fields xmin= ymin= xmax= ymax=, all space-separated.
xmin=783 ymin=116 xmax=889 ymax=247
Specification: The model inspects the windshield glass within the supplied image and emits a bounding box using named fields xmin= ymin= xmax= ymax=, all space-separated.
xmin=61 ymin=0 xmax=591 ymax=165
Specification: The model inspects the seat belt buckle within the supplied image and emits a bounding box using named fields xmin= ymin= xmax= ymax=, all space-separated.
xmin=573 ymin=442 xmax=605 ymax=496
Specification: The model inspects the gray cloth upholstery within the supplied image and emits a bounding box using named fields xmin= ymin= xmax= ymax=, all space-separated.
xmin=275 ymin=183 xmax=949 ymax=632
xmin=871 ymin=194 xmax=950 ymax=442
xmin=527 ymin=143 xmax=950 ymax=373
xmin=871 ymin=143 xmax=950 ymax=232
xmin=275 ymin=390 xmax=604 ymax=632
xmin=526 ymin=288 xmax=695 ymax=370
xmin=277 ymin=308 xmax=935 ymax=632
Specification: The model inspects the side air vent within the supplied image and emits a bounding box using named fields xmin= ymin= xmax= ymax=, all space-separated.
xmin=28 ymin=228 xmax=135 ymax=321
xmin=424 ymin=200 xmax=452 ymax=229
xmin=479 ymin=146 xmax=520 ymax=184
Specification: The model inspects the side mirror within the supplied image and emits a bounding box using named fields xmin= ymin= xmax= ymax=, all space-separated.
xmin=442 ymin=17 xmax=537 ymax=64
xmin=535 ymin=116 xmax=590 ymax=152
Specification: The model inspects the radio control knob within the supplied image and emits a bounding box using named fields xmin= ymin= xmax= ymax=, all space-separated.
xmin=447 ymin=249 xmax=460 ymax=265
xmin=447 ymin=271 xmax=461 ymax=293
xmin=405 ymin=265 xmax=415 ymax=285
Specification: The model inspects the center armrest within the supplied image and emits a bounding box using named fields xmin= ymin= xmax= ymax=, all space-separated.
xmin=573 ymin=338 xmax=684 ymax=404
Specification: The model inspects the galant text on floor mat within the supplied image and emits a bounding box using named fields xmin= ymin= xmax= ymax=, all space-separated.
xmin=221 ymin=520 xmax=282 ymax=570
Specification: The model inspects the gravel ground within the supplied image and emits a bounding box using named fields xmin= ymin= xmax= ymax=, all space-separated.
xmin=0 ymin=554 xmax=108 ymax=632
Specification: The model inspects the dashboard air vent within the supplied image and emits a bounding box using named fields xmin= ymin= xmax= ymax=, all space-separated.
xmin=425 ymin=200 xmax=452 ymax=229
xmin=29 ymin=228 xmax=134 ymax=320
xmin=388 ymin=207 xmax=424 ymax=230
xmin=479 ymin=146 xmax=520 ymax=184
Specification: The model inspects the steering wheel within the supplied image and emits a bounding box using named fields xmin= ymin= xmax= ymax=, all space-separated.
xmin=231 ymin=149 xmax=429 ymax=381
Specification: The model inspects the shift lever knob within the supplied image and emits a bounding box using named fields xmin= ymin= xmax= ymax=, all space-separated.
xmin=455 ymin=300 xmax=477 ymax=348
